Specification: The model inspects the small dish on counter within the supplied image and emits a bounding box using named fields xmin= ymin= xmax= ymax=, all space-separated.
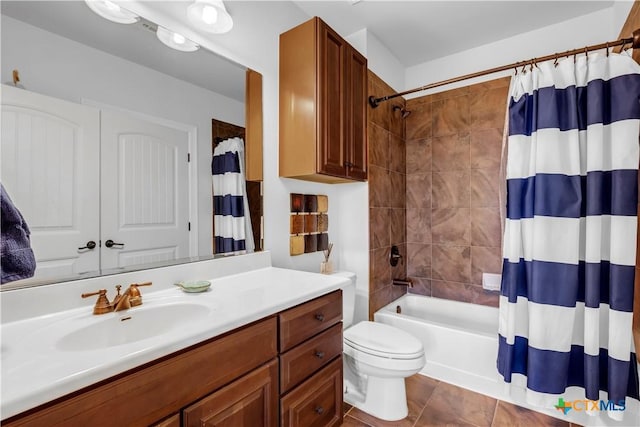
xmin=174 ymin=280 xmax=211 ymax=293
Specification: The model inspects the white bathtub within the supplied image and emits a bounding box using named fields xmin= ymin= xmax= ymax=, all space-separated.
xmin=374 ymin=294 xmax=640 ymax=427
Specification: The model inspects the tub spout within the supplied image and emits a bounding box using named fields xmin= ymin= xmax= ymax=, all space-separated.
xmin=392 ymin=278 xmax=413 ymax=288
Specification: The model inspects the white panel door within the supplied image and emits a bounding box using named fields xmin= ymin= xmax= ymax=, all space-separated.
xmin=100 ymin=109 xmax=190 ymax=271
xmin=0 ymin=85 xmax=100 ymax=281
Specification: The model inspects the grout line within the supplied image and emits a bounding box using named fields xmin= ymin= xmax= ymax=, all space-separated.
xmin=411 ymin=380 xmax=441 ymax=427
xmin=489 ymin=398 xmax=500 ymax=427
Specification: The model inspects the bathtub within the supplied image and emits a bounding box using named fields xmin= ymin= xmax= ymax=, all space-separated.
xmin=374 ymin=294 xmax=640 ymax=427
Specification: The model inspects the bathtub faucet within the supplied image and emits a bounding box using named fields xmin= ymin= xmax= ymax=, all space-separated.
xmin=392 ymin=278 xmax=413 ymax=288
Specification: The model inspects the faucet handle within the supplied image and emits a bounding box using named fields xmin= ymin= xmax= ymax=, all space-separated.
xmin=81 ymin=289 xmax=113 ymax=315
xmin=128 ymin=281 xmax=152 ymax=306
xmin=111 ymin=285 xmax=123 ymax=307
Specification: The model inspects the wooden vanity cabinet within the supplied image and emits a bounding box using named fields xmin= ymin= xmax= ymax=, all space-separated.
xmin=279 ymin=17 xmax=367 ymax=183
xmin=278 ymin=290 xmax=343 ymax=427
xmin=4 ymin=291 xmax=344 ymax=427
xmin=4 ymin=318 xmax=278 ymax=427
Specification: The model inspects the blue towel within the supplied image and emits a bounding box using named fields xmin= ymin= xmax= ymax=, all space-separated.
xmin=1 ymin=184 xmax=36 ymax=284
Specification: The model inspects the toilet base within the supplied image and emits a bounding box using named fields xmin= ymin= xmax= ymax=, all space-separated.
xmin=345 ymin=375 xmax=408 ymax=421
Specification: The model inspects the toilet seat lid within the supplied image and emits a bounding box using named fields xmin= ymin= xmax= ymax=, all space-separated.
xmin=344 ymin=321 xmax=424 ymax=359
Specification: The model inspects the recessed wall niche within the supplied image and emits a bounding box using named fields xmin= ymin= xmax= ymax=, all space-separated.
xmin=289 ymin=193 xmax=329 ymax=255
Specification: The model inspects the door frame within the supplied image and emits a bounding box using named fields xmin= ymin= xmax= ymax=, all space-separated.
xmin=81 ymin=98 xmax=198 ymax=257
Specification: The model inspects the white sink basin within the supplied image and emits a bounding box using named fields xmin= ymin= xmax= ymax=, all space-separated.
xmin=55 ymin=303 xmax=211 ymax=352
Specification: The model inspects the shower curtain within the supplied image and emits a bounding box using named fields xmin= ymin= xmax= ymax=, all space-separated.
xmin=498 ymin=51 xmax=640 ymax=420
xmin=212 ymin=137 xmax=254 ymax=255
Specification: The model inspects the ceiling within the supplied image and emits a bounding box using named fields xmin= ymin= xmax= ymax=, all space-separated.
xmin=292 ymin=0 xmax=615 ymax=67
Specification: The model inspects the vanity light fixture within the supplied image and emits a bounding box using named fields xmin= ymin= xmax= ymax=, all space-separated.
xmin=84 ymin=0 xmax=139 ymax=24
xmin=187 ymin=0 xmax=233 ymax=34
xmin=156 ymin=26 xmax=200 ymax=52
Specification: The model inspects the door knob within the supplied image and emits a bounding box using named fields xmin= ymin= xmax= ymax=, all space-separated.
xmin=105 ymin=239 xmax=124 ymax=248
xmin=78 ymin=241 xmax=97 ymax=250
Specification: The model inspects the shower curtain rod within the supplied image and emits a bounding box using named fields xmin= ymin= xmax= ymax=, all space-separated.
xmin=368 ymin=29 xmax=640 ymax=108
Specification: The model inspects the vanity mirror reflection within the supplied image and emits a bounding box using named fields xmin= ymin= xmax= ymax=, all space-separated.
xmin=0 ymin=1 xmax=263 ymax=289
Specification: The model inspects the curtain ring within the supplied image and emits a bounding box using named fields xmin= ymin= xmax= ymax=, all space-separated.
xmin=521 ymin=63 xmax=527 ymax=75
xmin=606 ymin=42 xmax=610 ymax=57
xmin=584 ymin=46 xmax=589 ymax=57
xmin=553 ymin=57 xmax=559 ymax=68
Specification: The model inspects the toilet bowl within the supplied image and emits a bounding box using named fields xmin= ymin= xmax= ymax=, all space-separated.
xmin=343 ymin=321 xmax=425 ymax=420
xmin=334 ymin=272 xmax=426 ymax=421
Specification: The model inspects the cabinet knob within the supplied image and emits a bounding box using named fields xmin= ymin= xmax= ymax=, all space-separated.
xmin=344 ymin=161 xmax=353 ymax=168
xmin=314 ymin=313 xmax=325 ymax=322
xmin=314 ymin=406 xmax=324 ymax=415
xmin=314 ymin=350 xmax=325 ymax=359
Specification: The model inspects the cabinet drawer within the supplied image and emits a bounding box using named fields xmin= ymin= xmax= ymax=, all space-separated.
xmin=183 ymin=359 xmax=278 ymax=427
xmin=280 ymin=322 xmax=342 ymax=393
xmin=279 ymin=290 xmax=342 ymax=352
xmin=280 ymin=356 xmax=343 ymax=427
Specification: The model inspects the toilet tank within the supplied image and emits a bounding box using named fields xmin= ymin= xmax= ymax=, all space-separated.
xmin=332 ymin=271 xmax=356 ymax=328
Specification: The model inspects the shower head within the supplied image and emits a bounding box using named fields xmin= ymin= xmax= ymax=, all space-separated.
xmin=392 ymin=105 xmax=411 ymax=119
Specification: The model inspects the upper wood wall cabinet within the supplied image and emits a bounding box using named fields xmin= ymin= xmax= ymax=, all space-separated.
xmin=279 ymin=17 xmax=368 ymax=183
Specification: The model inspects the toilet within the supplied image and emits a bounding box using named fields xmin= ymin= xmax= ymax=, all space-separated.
xmin=335 ymin=272 xmax=425 ymax=421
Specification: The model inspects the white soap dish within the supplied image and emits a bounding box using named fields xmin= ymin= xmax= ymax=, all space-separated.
xmin=175 ymin=280 xmax=211 ymax=293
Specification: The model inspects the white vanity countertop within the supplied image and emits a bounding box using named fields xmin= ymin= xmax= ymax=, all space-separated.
xmin=1 ymin=267 xmax=348 ymax=419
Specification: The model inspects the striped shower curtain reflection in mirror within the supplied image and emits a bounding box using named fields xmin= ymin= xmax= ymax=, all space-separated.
xmin=212 ymin=137 xmax=255 ymax=255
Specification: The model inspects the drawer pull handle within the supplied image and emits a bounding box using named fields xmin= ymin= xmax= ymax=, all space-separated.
xmin=315 ymin=406 xmax=324 ymax=415
xmin=315 ymin=313 xmax=325 ymax=322
xmin=315 ymin=351 xmax=325 ymax=359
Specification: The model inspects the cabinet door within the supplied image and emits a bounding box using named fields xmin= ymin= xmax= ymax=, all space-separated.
xmin=183 ymin=359 xmax=278 ymax=427
xmin=280 ymin=357 xmax=343 ymax=427
xmin=317 ymin=21 xmax=347 ymax=178
xmin=345 ymin=46 xmax=368 ymax=181
xmin=151 ymin=413 xmax=180 ymax=427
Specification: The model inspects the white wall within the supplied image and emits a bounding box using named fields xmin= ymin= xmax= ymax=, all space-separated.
xmin=1 ymin=16 xmax=245 ymax=257
xmin=405 ymin=4 xmax=632 ymax=96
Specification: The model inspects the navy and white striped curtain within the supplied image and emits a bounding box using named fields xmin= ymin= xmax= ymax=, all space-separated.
xmin=212 ymin=137 xmax=254 ymax=255
xmin=498 ymin=52 xmax=640 ymax=420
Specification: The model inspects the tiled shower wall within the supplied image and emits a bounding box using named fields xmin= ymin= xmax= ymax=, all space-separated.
xmin=403 ymin=77 xmax=511 ymax=307
xmin=368 ymin=70 xmax=407 ymax=319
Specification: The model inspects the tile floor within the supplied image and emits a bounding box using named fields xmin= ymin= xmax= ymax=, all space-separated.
xmin=341 ymin=374 xmax=581 ymax=427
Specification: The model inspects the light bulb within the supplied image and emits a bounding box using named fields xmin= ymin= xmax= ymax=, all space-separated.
xmin=202 ymin=5 xmax=218 ymax=25
xmin=104 ymin=0 xmax=120 ymax=12
xmin=172 ymin=32 xmax=186 ymax=45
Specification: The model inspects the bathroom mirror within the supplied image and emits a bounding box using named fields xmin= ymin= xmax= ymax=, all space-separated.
xmin=0 ymin=1 xmax=263 ymax=289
